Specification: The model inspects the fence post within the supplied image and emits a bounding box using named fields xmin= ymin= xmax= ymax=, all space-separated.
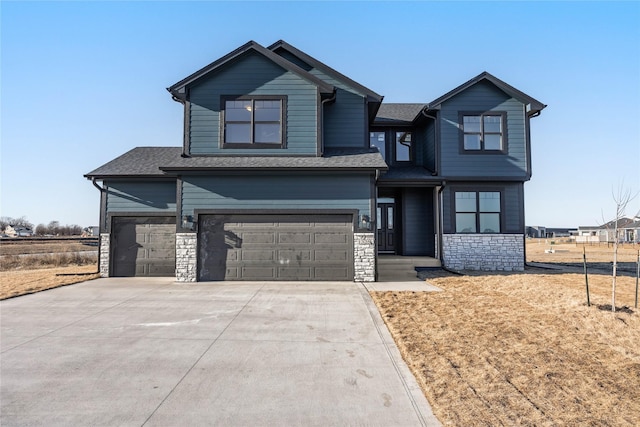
xmin=635 ymin=250 xmax=638 ymax=309
xmin=583 ymin=247 xmax=590 ymax=307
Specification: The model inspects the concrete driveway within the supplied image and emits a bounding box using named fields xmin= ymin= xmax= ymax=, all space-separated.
xmin=1 ymin=278 xmax=440 ymax=426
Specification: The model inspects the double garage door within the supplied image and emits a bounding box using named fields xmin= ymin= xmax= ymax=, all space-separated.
xmin=111 ymin=217 xmax=176 ymax=277
xmin=198 ymin=214 xmax=354 ymax=281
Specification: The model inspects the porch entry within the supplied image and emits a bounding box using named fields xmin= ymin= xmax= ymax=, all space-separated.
xmin=377 ymin=198 xmax=396 ymax=253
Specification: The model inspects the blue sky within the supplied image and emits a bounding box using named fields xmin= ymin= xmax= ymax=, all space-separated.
xmin=2 ymin=1 xmax=639 ymax=228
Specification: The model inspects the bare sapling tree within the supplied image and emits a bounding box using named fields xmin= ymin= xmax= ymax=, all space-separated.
xmin=607 ymin=183 xmax=638 ymax=313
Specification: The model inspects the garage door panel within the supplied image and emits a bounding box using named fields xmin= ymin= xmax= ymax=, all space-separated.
xmin=315 ymin=233 xmax=348 ymax=244
xmin=198 ymin=214 xmax=353 ymax=281
xmin=112 ymin=217 xmax=176 ymax=277
xmin=241 ymin=232 xmax=275 ymax=244
xmin=241 ymin=250 xmax=275 ymax=261
xmin=279 ymin=232 xmax=312 ymax=244
xmin=242 ymin=267 xmax=277 ymax=279
xmin=278 ymin=267 xmax=312 ymax=280
xmin=314 ymin=267 xmax=349 ymax=280
xmin=278 ymin=250 xmax=311 ymax=262
xmin=314 ymin=249 xmax=348 ymax=261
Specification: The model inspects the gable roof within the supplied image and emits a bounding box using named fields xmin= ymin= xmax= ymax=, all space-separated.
xmin=267 ymin=40 xmax=383 ymax=103
xmin=167 ymin=40 xmax=334 ymax=99
xmin=85 ymin=147 xmax=387 ymax=179
xmin=374 ymin=103 xmax=426 ymax=125
xmin=427 ymin=71 xmax=546 ymax=115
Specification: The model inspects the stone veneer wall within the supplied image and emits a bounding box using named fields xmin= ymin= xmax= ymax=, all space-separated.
xmin=354 ymin=232 xmax=375 ymax=282
xmin=99 ymin=233 xmax=110 ymax=277
xmin=176 ymin=233 xmax=197 ymax=282
xmin=442 ymin=234 xmax=524 ymax=271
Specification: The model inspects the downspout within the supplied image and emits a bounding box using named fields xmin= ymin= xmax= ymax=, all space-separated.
xmin=168 ymin=90 xmax=190 ymax=158
xmin=319 ymin=90 xmax=337 ymax=156
xmin=420 ymin=109 xmax=439 ymax=176
xmin=436 ymin=181 xmax=446 ymax=263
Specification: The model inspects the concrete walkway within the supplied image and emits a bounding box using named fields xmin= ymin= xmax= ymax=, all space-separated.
xmin=1 ymin=278 xmax=441 ymax=426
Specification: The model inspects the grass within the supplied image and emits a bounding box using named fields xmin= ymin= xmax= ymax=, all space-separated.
xmin=371 ymin=240 xmax=640 ymax=426
xmin=0 ymin=240 xmax=99 ymax=299
xmin=0 ymin=265 xmax=101 ymax=300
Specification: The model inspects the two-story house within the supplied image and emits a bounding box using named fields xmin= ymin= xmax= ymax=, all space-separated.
xmin=85 ymin=40 xmax=545 ymax=281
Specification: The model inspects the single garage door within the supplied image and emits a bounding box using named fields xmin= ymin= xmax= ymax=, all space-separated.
xmin=111 ymin=217 xmax=176 ymax=277
xmin=198 ymin=214 xmax=353 ymax=281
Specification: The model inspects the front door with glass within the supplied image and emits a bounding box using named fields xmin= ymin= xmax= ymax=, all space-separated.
xmin=377 ymin=202 xmax=395 ymax=253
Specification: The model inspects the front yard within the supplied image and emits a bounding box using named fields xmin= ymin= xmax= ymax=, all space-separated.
xmin=371 ymin=241 xmax=639 ymax=426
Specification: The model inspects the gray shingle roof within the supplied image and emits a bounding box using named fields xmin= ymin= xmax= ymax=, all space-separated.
xmin=85 ymin=147 xmax=182 ymax=178
xmin=374 ymin=103 xmax=426 ymax=125
xmin=378 ymin=166 xmax=437 ymax=182
xmin=85 ymin=147 xmax=387 ymax=179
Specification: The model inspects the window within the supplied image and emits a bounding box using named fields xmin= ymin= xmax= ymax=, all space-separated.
xmin=455 ymin=191 xmax=501 ymax=233
xmin=222 ymin=97 xmax=284 ymax=147
xmin=395 ymin=131 xmax=412 ymax=161
xmin=370 ymin=132 xmax=386 ymax=160
xmin=462 ymin=113 xmax=504 ymax=151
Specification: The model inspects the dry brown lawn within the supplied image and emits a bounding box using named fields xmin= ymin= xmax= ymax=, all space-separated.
xmin=371 ymin=240 xmax=640 ymax=426
xmin=0 ymin=240 xmax=100 ymax=299
xmin=0 ymin=265 xmax=100 ymax=300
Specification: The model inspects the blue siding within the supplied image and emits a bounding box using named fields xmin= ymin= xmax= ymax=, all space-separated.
xmin=188 ymin=51 xmax=318 ymax=155
xmin=306 ymin=68 xmax=367 ymax=148
xmin=106 ymin=181 xmax=177 ymax=213
xmin=403 ymin=188 xmax=435 ymax=256
xmin=424 ymin=120 xmax=436 ymax=172
xmin=439 ymin=81 xmax=527 ymax=178
xmin=442 ymin=182 xmax=523 ymax=234
xmin=181 ymin=174 xmax=372 ymax=219
xmin=323 ymin=89 xmax=366 ymax=148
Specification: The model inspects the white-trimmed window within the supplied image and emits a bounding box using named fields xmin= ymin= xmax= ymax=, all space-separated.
xmin=455 ymin=191 xmax=501 ymax=233
xmin=222 ymin=96 xmax=285 ymax=147
xmin=461 ymin=113 xmax=505 ymax=151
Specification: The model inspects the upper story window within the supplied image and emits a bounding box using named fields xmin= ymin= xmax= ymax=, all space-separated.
xmin=461 ymin=112 xmax=506 ymax=152
xmin=395 ymin=132 xmax=412 ymax=162
xmin=455 ymin=191 xmax=501 ymax=233
xmin=222 ymin=96 xmax=285 ymax=148
xmin=370 ymin=132 xmax=386 ymax=159
xmin=370 ymin=130 xmax=413 ymax=163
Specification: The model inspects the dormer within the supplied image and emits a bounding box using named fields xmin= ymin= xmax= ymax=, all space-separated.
xmin=168 ymin=41 xmax=335 ymax=156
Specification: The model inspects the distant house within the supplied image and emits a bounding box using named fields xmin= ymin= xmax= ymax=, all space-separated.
xmin=526 ymin=226 xmax=576 ymax=239
xmin=82 ymin=226 xmax=100 ymax=237
xmin=86 ymin=39 xmax=546 ymax=280
xmin=4 ymin=225 xmax=34 ymax=237
xmin=577 ymin=218 xmax=640 ymax=243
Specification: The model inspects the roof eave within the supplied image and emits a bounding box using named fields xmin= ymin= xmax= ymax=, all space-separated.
xmin=159 ymin=166 xmax=388 ymax=173
xmin=427 ymin=71 xmax=546 ymax=113
xmin=168 ymin=40 xmax=334 ymax=97
xmin=268 ymin=39 xmax=384 ymax=103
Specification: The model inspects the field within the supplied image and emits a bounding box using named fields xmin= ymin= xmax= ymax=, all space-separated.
xmin=0 ymin=239 xmax=99 ymax=299
xmin=372 ymin=240 xmax=640 ymax=426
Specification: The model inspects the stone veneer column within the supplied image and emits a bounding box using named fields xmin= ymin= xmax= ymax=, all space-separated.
xmin=99 ymin=233 xmax=110 ymax=277
xmin=354 ymin=232 xmax=375 ymax=282
xmin=175 ymin=233 xmax=197 ymax=282
xmin=442 ymin=234 xmax=524 ymax=271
